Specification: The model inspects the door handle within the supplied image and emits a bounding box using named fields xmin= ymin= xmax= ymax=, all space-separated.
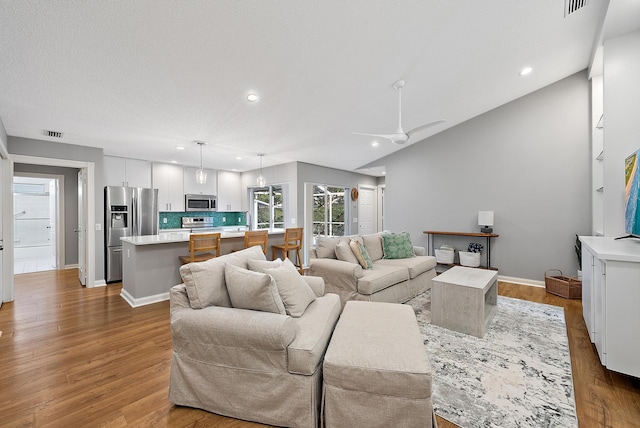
xmin=74 ymin=229 xmax=80 ymax=232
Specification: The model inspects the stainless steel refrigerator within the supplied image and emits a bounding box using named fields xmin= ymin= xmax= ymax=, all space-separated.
xmin=105 ymin=186 xmax=158 ymax=282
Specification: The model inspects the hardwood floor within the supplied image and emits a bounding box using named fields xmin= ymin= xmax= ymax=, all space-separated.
xmin=0 ymin=270 xmax=638 ymax=427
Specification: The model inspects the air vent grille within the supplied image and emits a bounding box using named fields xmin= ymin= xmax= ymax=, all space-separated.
xmin=44 ymin=130 xmax=63 ymax=138
xmin=565 ymin=0 xmax=588 ymax=16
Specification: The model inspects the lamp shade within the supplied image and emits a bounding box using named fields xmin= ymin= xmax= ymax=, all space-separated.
xmin=478 ymin=211 xmax=494 ymax=226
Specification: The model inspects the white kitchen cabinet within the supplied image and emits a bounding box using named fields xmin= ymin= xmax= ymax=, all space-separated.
xmin=104 ymin=156 xmax=151 ymax=188
xmin=217 ymin=170 xmax=242 ymax=211
xmin=183 ymin=167 xmax=217 ymax=196
xmin=579 ymin=236 xmax=640 ymax=377
xmin=152 ymin=163 xmax=184 ymax=212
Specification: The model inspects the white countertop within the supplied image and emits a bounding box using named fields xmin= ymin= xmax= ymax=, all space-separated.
xmin=579 ymin=236 xmax=640 ymax=262
xmin=121 ymin=229 xmax=285 ymax=246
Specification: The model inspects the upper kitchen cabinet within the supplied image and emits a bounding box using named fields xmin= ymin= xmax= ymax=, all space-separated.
xmin=217 ymin=170 xmax=242 ymax=211
xmin=183 ymin=167 xmax=217 ymax=196
xmin=104 ymin=156 xmax=151 ymax=188
xmin=152 ymin=163 xmax=184 ymax=212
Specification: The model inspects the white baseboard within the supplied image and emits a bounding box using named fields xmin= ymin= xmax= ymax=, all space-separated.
xmin=93 ymin=279 xmax=107 ymax=287
xmin=498 ymin=275 xmax=545 ymax=288
xmin=120 ymin=289 xmax=169 ymax=308
xmin=64 ymin=264 xmax=79 ymax=269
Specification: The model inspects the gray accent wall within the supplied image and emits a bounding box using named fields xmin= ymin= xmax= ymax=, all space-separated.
xmin=13 ymin=163 xmax=80 ymax=265
xmin=379 ymin=71 xmax=591 ymax=282
xmin=8 ymin=137 xmax=105 ymax=281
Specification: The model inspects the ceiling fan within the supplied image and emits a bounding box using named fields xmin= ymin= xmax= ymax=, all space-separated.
xmin=354 ymin=80 xmax=445 ymax=145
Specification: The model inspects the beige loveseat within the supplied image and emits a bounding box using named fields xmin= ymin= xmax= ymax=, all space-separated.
xmin=308 ymin=232 xmax=437 ymax=307
xmin=169 ymin=246 xmax=342 ymax=428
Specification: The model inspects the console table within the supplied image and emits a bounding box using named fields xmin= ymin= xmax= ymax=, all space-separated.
xmin=423 ymin=230 xmax=499 ymax=270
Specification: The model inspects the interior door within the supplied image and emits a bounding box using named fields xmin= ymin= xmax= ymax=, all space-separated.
xmin=77 ymin=170 xmax=86 ymax=286
xmin=358 ymin=186 xmax=376 ymax=235
xmin=0 ymin=158 xmax=3 ymax=308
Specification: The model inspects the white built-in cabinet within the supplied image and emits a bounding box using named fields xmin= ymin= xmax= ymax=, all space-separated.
xmin=217 ymin=170 xmax=242 ymax=211
xmin=183 ymin=166 xmax=217 ymax=196
xmin=152 ymin=163 xmax=184 ymax=212
xmin=104 ymin=156 xmax=151 ymax=188
xmin=580 ymin=236 xmax=640 ymax=378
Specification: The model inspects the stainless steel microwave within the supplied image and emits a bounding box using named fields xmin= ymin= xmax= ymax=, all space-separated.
xmin=185 ymin=194 xmax=217 ymax=212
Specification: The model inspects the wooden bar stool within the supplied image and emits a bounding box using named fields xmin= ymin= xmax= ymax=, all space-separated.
xmin=271 ymin=227 xmax=303 ymax=273
xmin=179 ymin=232 xmax=221 ymax=265
xmin=243 ymin=230 xmax=269 ymax=254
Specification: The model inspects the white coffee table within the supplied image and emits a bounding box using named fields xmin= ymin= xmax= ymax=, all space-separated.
xmin=431 ymin=266 xmax=498 ymax=337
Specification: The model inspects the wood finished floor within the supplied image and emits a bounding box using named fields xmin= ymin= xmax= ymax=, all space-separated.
xmin=0 ymin=270 xmax=638 ymax=427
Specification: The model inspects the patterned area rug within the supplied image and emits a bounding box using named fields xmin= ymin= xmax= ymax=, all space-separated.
xmin=406 ymin=291 xmax=577 ymax=428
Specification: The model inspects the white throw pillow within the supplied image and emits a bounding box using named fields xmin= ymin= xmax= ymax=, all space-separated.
xmin=247 ymin=258 xmax=283 ymax=273
xmin=224 ymin=263 xmax=286 ymax=315
xmin=265 ymin=258 xmax=317 ymax=317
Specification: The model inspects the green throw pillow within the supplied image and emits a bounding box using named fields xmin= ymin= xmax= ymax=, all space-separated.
xmin=382 ymin=232 xmax=415 ymax=259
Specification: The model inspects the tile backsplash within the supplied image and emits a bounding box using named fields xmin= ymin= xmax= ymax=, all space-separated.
xmin=159 ymin=211 xmax=246 ymax=229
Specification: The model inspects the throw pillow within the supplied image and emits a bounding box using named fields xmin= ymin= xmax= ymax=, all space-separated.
xmin=247 ymin=258 xmax=283 ymax=273
xmin=315 ymin=236 xmax=341 ymax=259
xmin=382 ymin=232 xmax=416 ymax=259
xmin=362 ymin=233 xmax=384 ymax=261
xmin=265 ymin=258 xmax=316 ymax=317
xmin=179 ymin=255 xmax=244 ymax=309
xmin=224 ymin=264 xmax=286 ymax=315
xmin=349 ymin=239 xmax=373 ymax=269
xmin=335 ymin=240 xmax=359 ymax=264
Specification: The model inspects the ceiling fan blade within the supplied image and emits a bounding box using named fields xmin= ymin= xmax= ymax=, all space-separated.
xmin=406 ymin=119 xmax=446 ymax=137
xmin=353 ymin=132 xmax=399 ymax=141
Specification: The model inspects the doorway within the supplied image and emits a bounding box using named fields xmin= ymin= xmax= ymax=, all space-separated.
xmin=13 ymin=174 xmax=63 ymax=274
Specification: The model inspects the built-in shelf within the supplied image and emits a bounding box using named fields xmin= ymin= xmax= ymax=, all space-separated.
xmin=596 ymin=114 xmax=604 ymax=129
xmin=596 ymin=151 xmax=604 ymax=160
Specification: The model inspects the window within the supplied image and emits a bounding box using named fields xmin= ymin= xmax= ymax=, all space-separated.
xmin=250 ymin=184 xmax=286 ymax=230
xmin=312 ymin=185 xmax=347 ymax=239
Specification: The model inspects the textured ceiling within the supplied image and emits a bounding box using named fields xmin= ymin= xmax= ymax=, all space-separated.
xmin=0 ymin=1 xmax=607 ymax=176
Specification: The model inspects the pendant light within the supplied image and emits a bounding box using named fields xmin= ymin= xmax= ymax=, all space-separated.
xmin=257 ymin=153 xmax=265 ymax=187
xmin=195 ymin=141 xmax=207 ymax=184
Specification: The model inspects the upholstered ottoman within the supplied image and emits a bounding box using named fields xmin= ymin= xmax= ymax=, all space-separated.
xmin=322 ymin=301 xmax=434 ymax=428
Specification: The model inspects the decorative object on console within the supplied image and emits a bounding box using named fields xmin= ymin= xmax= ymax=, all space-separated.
xmin=257 ymin=153 xmax=265 ymax=187
xmin=478 ymin=210 xmax=494 ymax=233
xmin=195 ymin=141 xmax=207 ymax=184
xmin=459 ymin=242 xmax=483 ymax=267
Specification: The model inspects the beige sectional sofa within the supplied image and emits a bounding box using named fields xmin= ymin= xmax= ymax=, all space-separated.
xmin=308 ymin=232 xmax=437 ymax=307
xmin=169 ymin=246 xmax=342 ymax=428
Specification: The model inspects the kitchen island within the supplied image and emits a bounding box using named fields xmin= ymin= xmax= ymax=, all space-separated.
xmin=120 ymin=230 xmax=285 ymax=307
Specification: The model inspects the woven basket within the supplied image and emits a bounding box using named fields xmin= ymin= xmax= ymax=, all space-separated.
xmin=545 ymin=269 xmax=582 ymax=299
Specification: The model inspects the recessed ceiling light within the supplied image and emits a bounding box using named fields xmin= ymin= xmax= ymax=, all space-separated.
xmin=170 ymin=160 xmax=178 ymax=164
xmin=247 ymin=93 xmax=259 ymax=102
xmin=371 ymin=141 xmax=379 ymax=147
xmin=175 ymin=146 xmax=185 ymax=150
xmin=519 ymin=67 xmax=533 ymax=76
xmin=235 ymin=156 xmax=243 ymax=160
xmin=232 ymin=168 xmax=238 ymax=172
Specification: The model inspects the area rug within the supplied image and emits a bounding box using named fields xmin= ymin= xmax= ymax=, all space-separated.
xmin=406 ymin=291 xmax=577 ymax=428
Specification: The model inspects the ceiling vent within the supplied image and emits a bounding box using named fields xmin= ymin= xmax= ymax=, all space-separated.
xmin=565 ymin=0 xmax=588 ymax=17
xmin=44 ymin=130 xmax=63 ymax=138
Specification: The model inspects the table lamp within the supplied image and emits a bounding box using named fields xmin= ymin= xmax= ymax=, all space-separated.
xmin=478 ymin=211 xmax=494 ymax=233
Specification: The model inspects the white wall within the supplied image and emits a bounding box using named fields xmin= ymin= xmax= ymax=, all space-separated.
xmin=381 ymin=71 xmax=591 ymax=282
xmin=602 ymin=30 xmax=640 ymax=237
